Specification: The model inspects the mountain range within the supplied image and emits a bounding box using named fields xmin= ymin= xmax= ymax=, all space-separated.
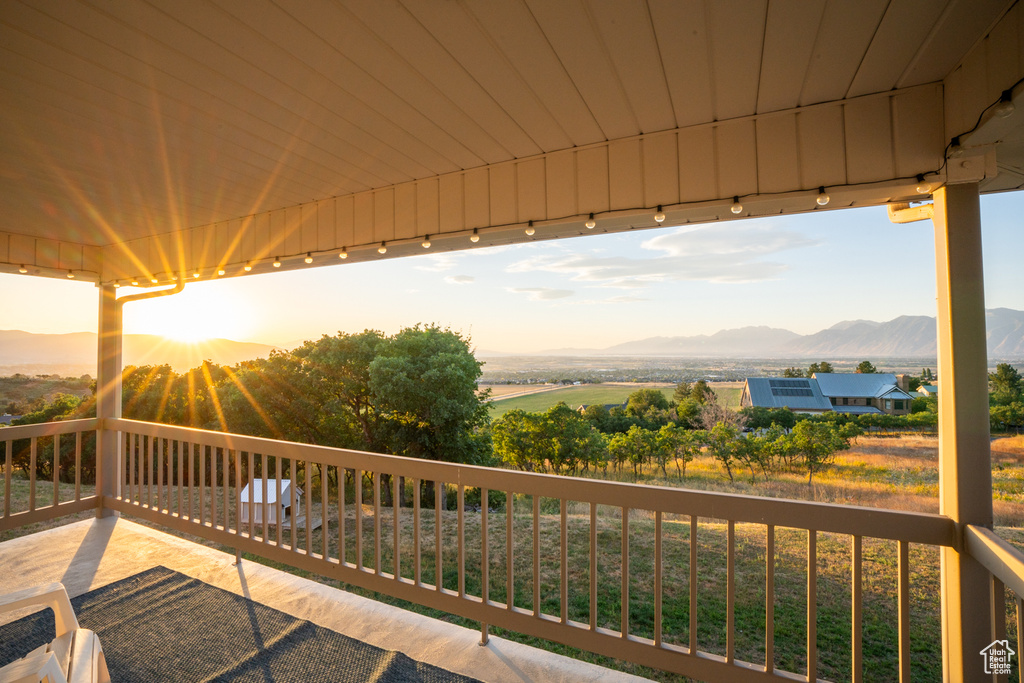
xmin=503 ymin=308 xmax=1024 ymax=358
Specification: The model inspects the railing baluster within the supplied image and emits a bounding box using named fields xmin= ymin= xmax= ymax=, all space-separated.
xmin=560 ymin=498 xmax=568 ymax=625
xmin=481 ymin=488 xmax=489 ymax=605
xmin=198 ymin=443 xmax=205 ymax=525
xmin=690 ymin=515 xmax=697 ymax=653
xmin=412 ymin=478 xmax=420 ymax=582
xmin=29 ymin=437 xmax=36 ymax=511
xmin=5 ymin=440 xmax=13 ymax=517
xmin=727 ymin=519 xmax=735 ymax=664
xmin=340 ymin=466 xmax=347 ymax=565
xmin=807 ymin=529 xmax=817 ymax=683
xmin=210 ymin=447 xmax=217 ymax=530
xmin=458 ymin=486 xmax=465 ymax=597
xmin=305 ymin=460 xmax=313 ymax=554
xmin=373 ymin=470 xmax=381 ymax=572
xmin=898 ymin=540 xmax=911 ymax=682
xmin=52 ymin=433 xmax=60 ymax=506
xmin=435 ymin=480 xmax=442 ymax=590
xmin=289 ymin=459 xmax=298 ymax=552
xmin=323 ymin=464 xmax=330 ymax=562
xmin=147 ymin=436 xmax=153 ymax=509
xmin=177 ymin=440 xmax=184 ymax=517
xmin=355 ymin=470 xmax=363 ymax=569
xmin=157 ymin=438 xmax=164 ymax=512
xmin=507 ymin=491 xmax=514 ymax=611
xmin=589 ymin=501 xmax=597 ymax=631
xmin=655 ymin=510 xmax=662 ymax=647
xmin=991 ymin=575 xmax=1007 ymax=645
xmin=533 ymin=494 xmax=541 ymax=617
xmin=223 ymin=448 xmax=231 ymax=531
xmin=392 ymin=473 xmax=400 ymax=578
xmin=234 ymin=450 xmax=241 ymax=536
xmin=276 ymin=461 xmax=283 ymax=546
xmin=621 ymin=506 xmax=629 ymax=638
xmin=852 ymin=535 xmax=863 ymax=683
xmin=247 ymin=452 xmax=255 ymax=539
xmin=766 ymin=524 xmax=775 ymax=673
xmin=77 ymin=431 xmax=84 ymax=503
xmin=257 ymin=454 xmax=265 ymax=541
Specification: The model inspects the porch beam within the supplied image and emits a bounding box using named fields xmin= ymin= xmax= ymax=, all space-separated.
xmin=95 ymin=282 xmax=122 ymax=517
xmin=932 ymin=182 xmax=993 ymax=682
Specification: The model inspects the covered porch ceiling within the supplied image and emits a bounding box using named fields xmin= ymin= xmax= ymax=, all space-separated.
xmin=1 ymin=0 xmax=1023 ymax=285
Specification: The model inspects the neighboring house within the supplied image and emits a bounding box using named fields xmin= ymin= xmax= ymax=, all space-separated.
xmin=0 ymin=415 xmax=20 ymax=425
xmin=739 ymin=378 xmax=833 ymax=414
xmin=918 ymin=385 xmax=938 ymax=397
xmin=741 ymin=374 xmax=914 ymax=416
xmin=812 ymin=373 xmax=914 ymax=415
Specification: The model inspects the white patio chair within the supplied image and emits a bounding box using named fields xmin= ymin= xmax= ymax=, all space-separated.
xmin=0 ymin=583 xmax=110 ymax=683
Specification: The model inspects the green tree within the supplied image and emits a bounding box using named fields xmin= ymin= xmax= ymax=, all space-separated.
xmin=807 ymin=361 xmax=834 ymax=375
xmin=492 ymin=409 xmax=543 ymax=472
xmin=691 ymin=380 xmax=716 ymax=405
xmin=626 ymin=388 xmax=669 ymax=416
xmin=856 ymin=360 xmax=877 ymax=374
xmin=790 ymin=420 xmax=849 ymax=483
xmin=783 ymin=367 xmax=805 ymax=378
xmin=990 ymin=363 xmax=1023 ymax=405
xmin=656 ymin=424 xmax=702 ymax=478
xmin=707 ymin=421 xmax=740 ymax=481
xmin=672 ymin=381 xmax=692 ymax=404
xmin=607 ymin=424 xmax=659 ymax=480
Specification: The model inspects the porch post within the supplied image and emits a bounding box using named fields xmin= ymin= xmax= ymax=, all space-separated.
xmin=932 ymin=182 xmax=993 ymax=681
xmin=95 ymin=282 xmax=122 ymax=517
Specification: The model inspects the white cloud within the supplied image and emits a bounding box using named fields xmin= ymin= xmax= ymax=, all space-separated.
xmin=414 ymin=253 xmax=462 ymax=272
xmin=506 ymin=222 xmax=817 ymax=286
xmin=445 ymin=275 xmax=475 ymax=285
xmin=507 ymin=287 xmax=574 ymax=301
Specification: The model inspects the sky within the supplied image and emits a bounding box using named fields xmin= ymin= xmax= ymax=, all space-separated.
xmin=2 ymin=193 xmax=1022 ymax=354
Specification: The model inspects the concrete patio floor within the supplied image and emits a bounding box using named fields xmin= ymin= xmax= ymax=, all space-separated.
xmin=0 ymin=516 xmax=651 ymax=683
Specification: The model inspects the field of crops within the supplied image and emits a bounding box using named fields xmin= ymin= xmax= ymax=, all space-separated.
xmin=486 ymin=382 xmax=743 ymax=418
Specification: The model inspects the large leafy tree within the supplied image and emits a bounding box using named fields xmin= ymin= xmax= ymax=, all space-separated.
xmin=990 ymin=363 xmax=1023 ymax=405
xmin=807 ymin=361 xmax=834 ymax=375
xmin=856 ymin=360 xmax=877 ymax=374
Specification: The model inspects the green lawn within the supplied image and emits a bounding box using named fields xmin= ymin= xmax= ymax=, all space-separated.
xmin=488 ymin=384 xmax=742 ymax=418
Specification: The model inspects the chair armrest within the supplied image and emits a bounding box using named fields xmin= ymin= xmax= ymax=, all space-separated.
xmin=0 ymin=649 xmax=67 ymax=683
xmin=0 ymin=584 xmax=79 ymax=635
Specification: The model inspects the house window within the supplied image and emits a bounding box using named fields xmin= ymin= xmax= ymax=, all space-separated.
xmin=885 ymin=399 xmax=892 ymax=410
xmin=894 ymin=400 xmax=904 ymax=410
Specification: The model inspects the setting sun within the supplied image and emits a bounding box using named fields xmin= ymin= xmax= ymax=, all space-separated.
xmin=121 ymin=283 xmax=255 ymax=343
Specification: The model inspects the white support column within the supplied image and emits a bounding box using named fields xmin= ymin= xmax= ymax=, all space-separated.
xmin=95 ymin=283 xmax=122 ymax=517
xmin=932 ymin=182 xmax=993 ymax=681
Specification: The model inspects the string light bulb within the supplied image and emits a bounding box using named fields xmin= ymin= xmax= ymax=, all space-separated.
xmin=378 ymin=241 xmax=387 ymax=254
xmin=422 ymin=235 xmax=431 ymax=249
xmin=585 ymin=213 xmax=596 ymax=229
xmin=525 ymin=220 xmax=535 ymax=236
xmin=192 ymin=270 xmax=200 ymax=278
xmin=470 ymin=228 xmax=480 ymax=243
xmin=150 ymin=277 xmax=158 ymax=283
xmin=730 ymin=196 xmax=743 ymax=214
xmin=654 ymin=205 xmax=666 ymax=223
xmin=131 ymin=279 xmax=140 ymax=286
xmin=170 ymin=273 xmax=178 ymax=281
xmin=272 ymin=257 xmax=281 ymax=268
xmin=304 ymin=252 xmax=313 ymax=264
xmin=915 ymin=174 xmax=931 ymax=195
xmin=339 ymin=247 xmax=348 ymax=259
xmin=948 ymin=136 xmax=965 ymax=158
xmin=217 ymin=268 xmax=225 ymax=276
xmin=67 ymin=270 xmax=75 ymax=279
xmin=18 ymin=265 xmax=27 ymax=273
xmin=112 ymin=281 xmax=120 ymax=288
xmin=994 ymin=89 xmax=1015 ymax=118
xmin=816 ymin=187 xmax=830 ymax=206
xmin=244 ymin=262 xmax=252 ymax=272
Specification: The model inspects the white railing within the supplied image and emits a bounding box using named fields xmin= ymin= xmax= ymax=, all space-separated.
xmin=100 ymin=418 xmax=959 ymax=682
xmin=0 ymin=419 xmax=99 ymax=530
xmin=965 ymin=524 xmax=1024 ymax=680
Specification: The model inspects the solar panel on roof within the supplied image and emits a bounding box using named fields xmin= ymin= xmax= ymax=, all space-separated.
xmin=771 ymin=387 xmax=815 ymax=396
xmin=768 ymin=379 xmax=811 ymax=388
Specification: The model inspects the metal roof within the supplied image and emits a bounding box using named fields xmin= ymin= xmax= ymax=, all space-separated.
xmin=743 ymin=377 xmax=832 ymax=412
xmin=812 ymin=373 xmax=904 ymax=399
xmin=832 ymin=405 xmax=884 ymax=415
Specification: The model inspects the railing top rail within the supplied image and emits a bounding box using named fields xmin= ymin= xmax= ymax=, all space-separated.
xmin=964 ymin=524 xmax=1024 ymax=597
xmin=0 ymin=418 xmax=99 ymax=439
xmin=105 ymin=417 xmax=956 ymax=546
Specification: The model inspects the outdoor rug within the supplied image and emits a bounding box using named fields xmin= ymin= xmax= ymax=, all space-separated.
xmin=0 ymin=566 xmax=483 ymax=682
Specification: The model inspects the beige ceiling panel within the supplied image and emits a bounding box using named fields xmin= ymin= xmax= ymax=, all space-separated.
xmin=374 ymin=191 xmax=396 ymax=243
xmin=83 ymin=246 xmax=101 ymax=276
xmin=525 ymin=0 xmax=639 ymax=140
xmin=354 ymin=196 xmax=375 ymax=249
xmin=650 ymin=0 xmax=714 ymax=129
xmin=403 ymin=0 xmax=572 ymax=153
xmin=845 ymin=97 xmax=895 ymax=183
xmin=346 ymin=0 xmax=533 ymax=161
xmin=642 ymin=132 xmax=680 ymax=207
xmin=0 ymin=234 xmax=7 ymax=263
xmin=174 ymin=231 xmax=193 ymax=276
xmin=301 ymin=207 xmax=318 ymax=255
xmin=707 ymin=0 xmax=767 ymax=121
xmin=893 ymin=86 xmax=945 ymax=178
xmin=252 ymin=214 xmax=272 ymax=264
xmin=241 ymin=216 xmax=257 ymax=263
xmin=276 ymin=2 xmax=489 ymax=170
xmin=715 ymin=120 xmax=758 ymax=199
xmin=797 ymin=106 xmax=848 ymax=190
xmin=36 ymin=239 xmax=59 ymax=269
xmin=394 ymin=187 xmax=417 ymax=241
xmin=516 ymin=159 xmax=547 ymax=223
xmin=439 ymin=175 xmax=465 ymax=234
xmin=464 ymin=0 xmax=604 ymax=147
xmin=489 ymin=165 xmax=517 ymax=228
xmin=847 ymin=0 xmax=946 ymax=98
xmin=59 ymin=243 xmax=83 ymax=273
xmin=545 ymin=150 xmax=578 ymax=219
xmin=756 ymin=115 xmax=801 ymax=193
xmin=335 ymin=197 xmax=355 ymax=250
xmin=898 ymin=0 xmax=1011 ymax=87
xmin=678 ymin=127 xmax=717 ymax=203
xmin=317 ymin=201 xmax=337 ymax=251
xmin=191 ymin=226 xmax=213 ymax=276
xmin=576 ymin=147 xmax=610 ymax=215
xmin=947 ymin=48 xmax=992 ymax=140
xmin=464 ymin=169 xmax=491 ymax=230
xmin=9 ymin=235 xmax=34 ymax=268
xmin=284 ymin=209 xmax=303 ymax=260
xmin=757 ymin=0 xmax=827 ymax=114
xmin=415 ymin=181 xmax=440 ymax=237
xmin=608 ymin=139 xmax=644 ymax=211
xmin=985 ymin=4 xmax=1023 ymax=98
xmin=589 ymin=0 xmax=675 ymax=134
xmin=800 ymin=0 xmax=888 ymax=105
